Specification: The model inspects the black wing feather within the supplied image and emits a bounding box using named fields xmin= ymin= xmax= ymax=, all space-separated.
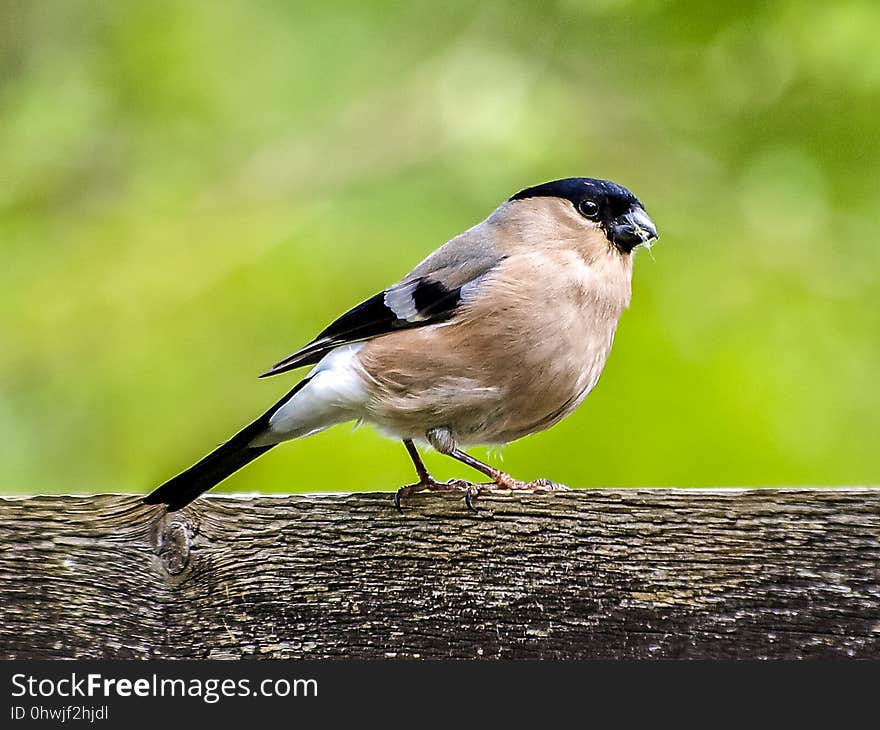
xmin=259 ymin=277 xmax=463 ymax=378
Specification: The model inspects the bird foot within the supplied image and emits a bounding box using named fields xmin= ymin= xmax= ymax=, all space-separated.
xmin=394 ymin=477 xmax=475 ymax=513
xmin=491 ymin=473 xmax=570 ymax=492
xmin=395 ymin=473 xmax=568 ymax=514
xmin=463 ymin=475 xmax=569 ymax=511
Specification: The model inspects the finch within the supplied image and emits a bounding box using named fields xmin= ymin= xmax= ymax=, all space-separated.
xmin=145 ymin=177 xmax=658 ymax=512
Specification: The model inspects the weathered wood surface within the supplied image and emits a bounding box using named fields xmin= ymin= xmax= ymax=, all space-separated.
xmin=0 ymin=489 xmax=878 ymax=659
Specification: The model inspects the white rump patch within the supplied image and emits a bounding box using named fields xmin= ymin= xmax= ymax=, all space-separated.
xmin=251 ymin=344 xmax=368 ymax=445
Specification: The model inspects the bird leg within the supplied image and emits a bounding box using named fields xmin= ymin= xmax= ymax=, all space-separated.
xmin=425 ymin=427 xmax=567 ymax=511
xmin=394 ymin=439 xmax=474 ymax=512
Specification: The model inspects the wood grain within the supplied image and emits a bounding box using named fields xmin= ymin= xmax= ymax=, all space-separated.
xmin=1 ymin=489 xmax=878 ymax=659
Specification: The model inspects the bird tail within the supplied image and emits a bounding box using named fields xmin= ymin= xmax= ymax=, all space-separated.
xmin=144 ymin=381 xmax=306 ymax=512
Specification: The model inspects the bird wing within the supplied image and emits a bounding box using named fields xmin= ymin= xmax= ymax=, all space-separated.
xmin=259 ymin=235 xmax=503 ymax=378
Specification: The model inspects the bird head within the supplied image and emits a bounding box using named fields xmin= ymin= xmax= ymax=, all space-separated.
xmin=507 ymin=177 xmax=658 ymax=254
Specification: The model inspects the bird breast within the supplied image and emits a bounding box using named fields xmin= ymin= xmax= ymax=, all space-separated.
xmin=355 ymin=247 xmax=633 ymax=445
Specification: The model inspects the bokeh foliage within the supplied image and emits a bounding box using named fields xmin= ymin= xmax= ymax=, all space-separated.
xmin=1 ymin=0 xmax=878 ymax=495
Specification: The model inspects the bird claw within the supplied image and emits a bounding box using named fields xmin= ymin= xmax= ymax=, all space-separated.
xmin=529 ymin=478 xmax=570 ymax=492
xmin=464 ymin=484 xmax=482 ymax=513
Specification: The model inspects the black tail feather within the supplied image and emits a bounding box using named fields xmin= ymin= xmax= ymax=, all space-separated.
xmin=145 ymin=381 xmax=307 ymax=511
xmin=144 ymin=440 xmax=273 ymax=511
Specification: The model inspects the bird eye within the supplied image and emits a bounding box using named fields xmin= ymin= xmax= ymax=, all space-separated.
xmin=578 ymin=199 xmax=600 ymax=219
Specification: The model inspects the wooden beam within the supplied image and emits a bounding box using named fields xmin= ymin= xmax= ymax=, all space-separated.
xmin=1 ymin=489 xmax=878 ymax=659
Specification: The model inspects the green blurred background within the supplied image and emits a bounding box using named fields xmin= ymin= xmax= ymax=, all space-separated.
xmin=1 ymin=0 xmax=878 ymax=497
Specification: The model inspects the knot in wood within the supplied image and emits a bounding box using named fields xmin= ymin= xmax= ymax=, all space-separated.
xmin=156 ymin=516 xmax=192 ymax=576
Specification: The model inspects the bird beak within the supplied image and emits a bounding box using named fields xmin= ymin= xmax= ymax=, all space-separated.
xmin=611 ymin=206 xmax=658 ymax=252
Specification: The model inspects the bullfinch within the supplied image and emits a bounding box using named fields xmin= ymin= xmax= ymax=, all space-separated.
xmin=145 ymin=177 xmax=658 ymax=512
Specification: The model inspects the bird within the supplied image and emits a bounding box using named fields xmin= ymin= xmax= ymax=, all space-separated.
xmin=144 ymin=177 xmax=658 ymax=512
